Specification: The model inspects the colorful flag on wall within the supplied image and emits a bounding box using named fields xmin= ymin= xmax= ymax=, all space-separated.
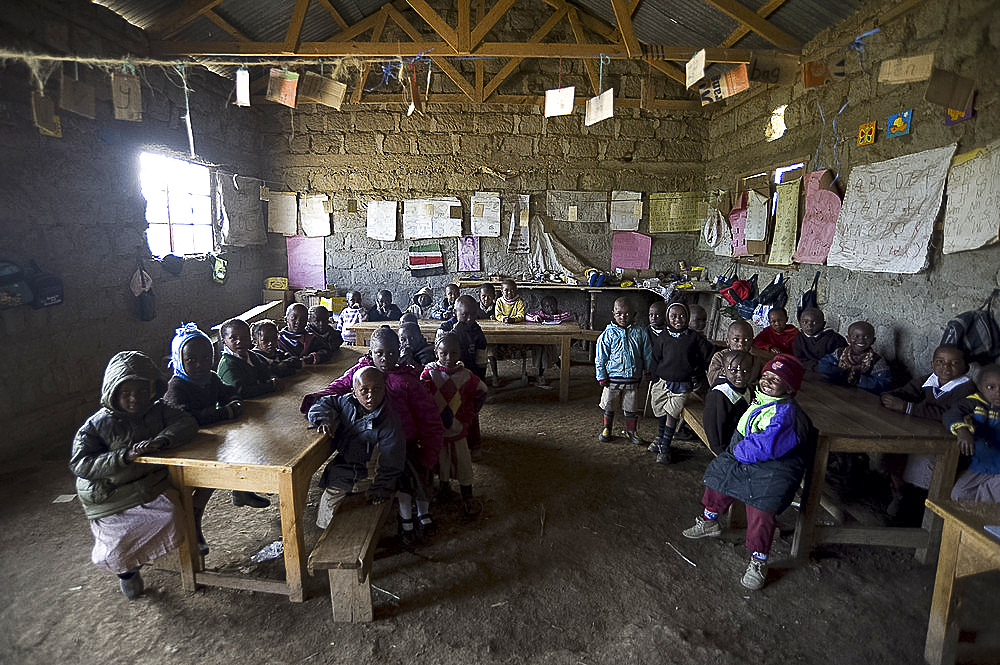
xmin=408 ymin=244 xmax=445 ymax=277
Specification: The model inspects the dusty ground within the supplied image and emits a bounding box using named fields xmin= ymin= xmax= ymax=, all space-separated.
xmin=2 ymin=358 xmax=999 ymax=665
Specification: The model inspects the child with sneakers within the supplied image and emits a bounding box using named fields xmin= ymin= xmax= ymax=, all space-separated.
xmin=217 ymin=318 xmax=280 ymax=399
xmin=69 ymin=351 xmax=198 ymax=599
xmin=792 ymin=307 xmax=846 ymax=371
xmin=306 ymin=367 xmax=407 ymax=528
xmin=337 ymin=291 xmax=368 ymax=346
xmin=421 ymin=333 xmax=488 ymax=516
xmin=301 ymin=327 xmax=444 ymax=544
xmin=278 ymin=303 xmax=334 ymax=364
xmin=942 ymin=364 xmax=1000 ymax=502
xmin=753 ymin=307 xmax=799 ymax=356
xmin=707 ymin=320 xmax=763 ymax=387
xmin=250 ymin=319 xmax=301 ymax=378
xmin=703 ymin=350 xmax=752 ymax=456
xmin=308 ymin=305 xmax=344 ymax=352
xmin=595 ymin=298 xmax=654 ymax=445
xmin=367 ymin=289 xmax=403 ymax=322
xmin=682 ymin=354 xmax=814 ymax=591
xmin=816 ymin=320 xmax=892 ymax=393
xmin=647 ymin=302 xmax=714 ymax=464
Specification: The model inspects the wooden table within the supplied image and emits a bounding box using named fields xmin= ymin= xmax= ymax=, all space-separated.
xmin=138 ymin=349 xmax=362 ymax=602
xmin=790 ymin=381 xmax=959 ymax=564
xmin=346 ymin=319 xmax=600 ymax=403
xmin=924 ymin=500 xmax=1000 ymax=665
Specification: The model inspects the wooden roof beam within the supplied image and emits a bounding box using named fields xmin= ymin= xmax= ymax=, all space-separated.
xmin=315 ymin=0 xmax=350 ymax=30
xmin=387 ymin=5 xmax=474 ymax=99
xmin=283 ymin=0 xmax=311 ymax=55
xmin=719 ymin=0 xmax=787 ymax=48
xmin=609 ymin=0 xmax=641 ymax=57
xmin=566 ymin=8 xmax=599 ymax=95
xmin=350 ymin=6 xmax=388 ymax=103
xmin=404 ymin=0 xmax=459 ymax=52
xmin=483 ymin=4 xmax=568 ymax=99
xmin=149 ymin=0 xmax=224 ymax=39
xmin=703 ymin=0 xmax=802 ymax=50
xmin=471 ymin=0 xmax=516 ymax=47
xmin=327 ymin=8 xmax=386 ymax=42
xmin=458 ymin=0 xmax=470 ymax=53
xmin=204 ymin=10 xmax=249 ymax=42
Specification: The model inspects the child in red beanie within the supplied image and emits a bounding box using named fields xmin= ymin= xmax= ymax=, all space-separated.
xmin=681 ymin=353 xmax=815 ymax=591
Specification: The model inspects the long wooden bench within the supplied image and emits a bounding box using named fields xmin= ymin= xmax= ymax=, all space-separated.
xmin=307 ymin=494 xmax=391 ymax=622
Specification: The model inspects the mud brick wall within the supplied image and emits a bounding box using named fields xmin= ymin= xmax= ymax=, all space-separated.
xmin=699 ymin=0 xmax=1000 ymax=375
xmin=0 ymin=1 xmax=272 ymax=462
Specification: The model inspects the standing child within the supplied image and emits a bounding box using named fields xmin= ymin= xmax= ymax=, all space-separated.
xmin=943 ymin=364 xmax=1000 ymax=502
xmin=494 ymin=279 xmax=526 ymax=323
xmin=595 ymin=298 xmax=654 ymax=444
xmin=817 ymin=320 xmax=892 ymax=393
xmin=753 ymin=307 xmax=799 ymax=355
xmin=70 ymin=351 xmax=198 ymax=599
xmin=688 ymin=304 xmax=709 ymax=335
xmin=437 ymin=295 xmax=488 ymax=380
xmin=477 ymin=284 xmax=500 ymax=386
xmin=407 ymin=287 xmax=436 ymax=319
xmin=647 ymin=302 xmax=714 ymax=464
xmin=217 ymin=318 xmax=279 ymax=398
xmin=250 ymin=319 xmax=301 ymax=377
xmin=707 ymin=321 xmax=764 ymax=387
xmin=302 ymin=328 xmax=444 ymax=543
xmin=308 ymin=305 xmax=344 ymax=352
xmin=278 ymin=303 xmax=333 ymax=364
xmin=337 ymin=291 xmax=368 ymax=346
xmin=703 ymin=350 xmax=752 ymax=456
xmin=367 ymin=289 xmax=403 ymax=322
xmin=682 ymin=354 xmax=813 ymax=591
xmin=432 ymin=284 xmax=461 ymax=320
xmin=525 ymin=295 xmax=573 ymax=386
xmin=647 ymin=301 xmax=667 ymax=339
xmin=421 ymin=333 xmax=488 ymax=516
xmin=792 ymin=307 xmax=847 ymax=372
xmin=399 ymin=322 xmax=436 ymax=368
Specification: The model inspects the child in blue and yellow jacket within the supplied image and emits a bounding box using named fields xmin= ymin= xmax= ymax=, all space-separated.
xmin=944 ymin=364 xmax=1000 ymax=502
xmin=595 ymin=297 xmax=653 ymax=445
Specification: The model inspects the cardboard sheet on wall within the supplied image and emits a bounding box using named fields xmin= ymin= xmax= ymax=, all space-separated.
xmin=744 ymin=189 xmax=770 ymax=244
xmin=767 ymin=179 xmax=800 ymax=265
xmin=546 ymin=190 xmax=607 ymax=223
xmin=730 ymin=202 xmax=748 ymax=257
xmin=943 ymin=142 xmax=1000 ymax=254
xmin=827 ymin=143 xmax=956 ymax=273
xmin=793 ymin=170 xmax=841 ymax=264
xmin=611 ymin=232 xmax=651 ymax=270
xmin=286 ymin=235 xmax=325 ymax=289
xmin=648 ymin=192 xmax=705 ymax=233
xmin=610 ymin=191 xmax=642 ymax=231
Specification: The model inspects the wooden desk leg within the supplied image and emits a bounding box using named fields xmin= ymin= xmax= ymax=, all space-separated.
xmin=558 ymin=335 xmax=571 ymax=403
xmin=279 ymin=471 xmax=308 ymax=602
xmin=924 ymin=520 xmax=962 ymax=665
xmin=918 ymin=444 xmax=960 ymax=564
xmin=169 ymin=467 xmax=198 ymax=592
xmin=791 ymin=437 xmax=829 ymax=561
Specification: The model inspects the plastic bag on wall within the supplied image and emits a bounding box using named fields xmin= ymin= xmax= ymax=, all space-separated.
xmin=130 ymin=264 xmax=155 ymax=321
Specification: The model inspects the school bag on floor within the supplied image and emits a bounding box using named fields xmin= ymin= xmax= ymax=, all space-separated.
xmin=940 ymin=289 xmax=1000 ymax=365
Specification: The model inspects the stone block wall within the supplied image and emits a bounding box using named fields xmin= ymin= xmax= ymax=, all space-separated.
xmin=700 ymin=0 xmax=1000 ymax=375
xmin=0 ymin=1 xmax=273 ymax=462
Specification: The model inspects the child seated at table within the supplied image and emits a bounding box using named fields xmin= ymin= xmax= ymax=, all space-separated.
xmin=817 ymin=320 xmax=892 ymax=394
xmin=217 ymin=318 xmax=279 ymax=399
xmin=595 ymin=297 xmax=653 ymax=445
xmin=308 ymin=305 xmax=344 ymax=352
xmin=880 ymin=345 xmax=975 ymax=516
xmin=648 ymin=302 xmax=714 ymax=464
xmin=279 ymin=303 xmax=334 ymax=364
xmin=703 ymin=350 xmax=752 ymax=456
xmin=707 ymin=321 xmax=764 ymax=392
xmin=250 ymin=319 xmax=301 ymax=377
xmin=792 ymin=307 xmax=847 ymax=372
xmin=407 ymin=287 xmax=435 ymax=319
xmin=753 ymin=307 xmax=799 ymax=356
xmin=682 ymin=354 xmax=814 ymax=591
xmin=302 ymin=328 xmax=444 ymax=543
xmin=437 ymin=295 xmax=488 ymax=381
xmin=306 ymin=367 xmax=407 ymax=528
xmin=399 ymin=322 xmax=436 ymax=368
xmin=477 ymin=284 xmax=501 ymax=385
xmin=432 ymin=283 xmax=461 ymax=321
xmin=337 ymin=291 xmax=367 ymax=346
xmin=421 ymin=333 xmax=488 ymax=516
xmin=400 ymin=311 xmax=419 ymax=325
xmin=367 ymin=289 xmax=403 ymax=322
xmin=942 ymin=364 xmax=1000 ymax=502
xmin=688 ymin=304 xmax=708 ymax=335
xmin=494 ymin=279 xmax=525 ymax=324
xmin=70 ymin=351 xmax=198 ymax=599
xmin=525 ymin=295 xmax=574 ymax=386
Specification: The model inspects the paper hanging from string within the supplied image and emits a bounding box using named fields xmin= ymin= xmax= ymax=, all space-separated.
xmin=235 ymin=68 xmax=250 ymax=106
xmin=584 ymin=88 xmax=614 ymax=126
xmin=698 ymin=64 xmax=749 ymax=105
xmin=266 ymin=69 xmax=299 ymax=108
xmin=298 ymin=71 xmax=347 ymax=109
xmin=544 ymin=86 xmax=575 ymax=117
xmin=60 ymin=72 xmax=95 ymax=119
xmin=31 ymin=92 xmax=61 ymax=137
xmin=685 ymin=49 xmax=706 ymax=88
xmin=112 ymin=71 xmax=142 ymax=121
xmin=267 ymin=192 xmax=298 ymax=235
xmin=366 ymin=200 xmax=397 ymax=241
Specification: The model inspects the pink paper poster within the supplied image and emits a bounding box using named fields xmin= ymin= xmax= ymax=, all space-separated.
xmin=729 ymin=206 xmax=748 ymax=256
xmin=793 ymin=170 xmax=841 ymax=264
xmin=286 ymin=235 xmax=326 ymax=289
xmin=611 ymin=232 xmax=652 ymax=270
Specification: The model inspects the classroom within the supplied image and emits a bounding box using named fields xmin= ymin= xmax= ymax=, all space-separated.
xmin=2 ymin=0 xmax=1000 ymax=663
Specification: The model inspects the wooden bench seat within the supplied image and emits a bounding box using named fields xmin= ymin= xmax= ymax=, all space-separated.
xmin=307 ymin=494 xmax=391 ymax=622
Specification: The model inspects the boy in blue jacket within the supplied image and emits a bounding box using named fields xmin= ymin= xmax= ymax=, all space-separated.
xmin=595 ymin=298 xmax=653 ymax=444
xmin=944 ymin=364 xmax=1000 ymax=502
xmin=682 ymin=354 xmax=814 ymax=591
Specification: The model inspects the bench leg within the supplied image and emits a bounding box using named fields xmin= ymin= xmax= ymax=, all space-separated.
xmin=327 ymin=569 xmax=374 ymax=622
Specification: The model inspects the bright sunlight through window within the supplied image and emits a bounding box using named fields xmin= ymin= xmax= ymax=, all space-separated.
xmin=139 ymin=151 xmax=214 ymax=258
xmin=765 ymin=104 xmax=787 ymax=142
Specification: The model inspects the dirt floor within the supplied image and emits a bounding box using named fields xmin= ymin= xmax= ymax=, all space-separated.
xmin=2 ymin=357 xmax=999 ymax=665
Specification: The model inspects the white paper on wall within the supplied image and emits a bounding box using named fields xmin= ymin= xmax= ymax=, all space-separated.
xmin=828 ymin=143 xmax=957 ymax=273
xmin=943 ymin=141 xmax=1000 ymax=254
xmin=610 ymin=190 xmax=642 ymax=231
xmin=267 ymin=192 xmax=298 ymax=235
xmin=744 ymin=189 xmax=770 ymax=241
xmin=584 ymin=88 xmax=614 ymax=126
xmin=366 ymin=200 xmax=397 ymax=241
xmin=471 ymin=191 xmax=501 ymax=237
xmin=545 ymin=86 xmax=575 ymax=117
xmin=402 ymin=197 xmax=462 ymax=239
xmin=299 ymin=194 xmax=331 ymax=236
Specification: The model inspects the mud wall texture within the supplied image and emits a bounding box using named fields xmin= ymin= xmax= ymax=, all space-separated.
xmin=700 ymin=0 xmax=1000 ymax=376
xmin=0 ymin=1 xmax=272 ymax=461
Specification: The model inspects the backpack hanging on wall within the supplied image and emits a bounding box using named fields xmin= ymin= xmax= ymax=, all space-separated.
xmin=940 ymin=289 xmax=1000 ymax=365
xmin=751 ymin=273 xmax=788 ymax=327
xmin=797 ymin=271 xmax=821 ymax=320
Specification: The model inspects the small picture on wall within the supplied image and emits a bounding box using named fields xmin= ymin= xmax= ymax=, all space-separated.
xmin=886 ymin=110 xmax=912 ymax=138
xmin=458 ymin=236 xmax=480 ymax=272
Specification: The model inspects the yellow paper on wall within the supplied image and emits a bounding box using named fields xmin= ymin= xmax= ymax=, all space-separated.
xmin=768 ymin=179 xmax=801 ymax=265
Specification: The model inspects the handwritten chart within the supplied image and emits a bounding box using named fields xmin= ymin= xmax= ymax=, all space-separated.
xmin=649 ymin=192 xmax=705 ymax=233
xmin=943 ymin=142 xmax=1000 ymax=254
xmin=794 ymin=170 xmax=841 ymax=264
